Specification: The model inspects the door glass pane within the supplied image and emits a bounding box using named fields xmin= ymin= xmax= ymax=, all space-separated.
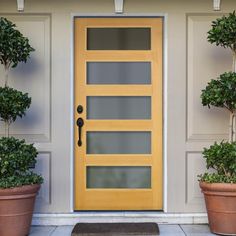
xmin=87 ymin=62 xmax=151 ymax=84
xmin=87 ymin=28 xmax=151 ymax=50
xmin=87 ymin=166 xmax=151 ymax=188
xmin=87 ymin=96 xmax=151 ymax=120
xmin=87 ymin=131 xmax=151 ymax=154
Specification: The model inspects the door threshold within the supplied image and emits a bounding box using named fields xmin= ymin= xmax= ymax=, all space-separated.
xmin=32 ymin=212 xmax=208 ymax=226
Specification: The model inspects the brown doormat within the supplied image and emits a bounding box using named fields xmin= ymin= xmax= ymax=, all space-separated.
xmin=71 ymin=223 xmax=159 ymax=236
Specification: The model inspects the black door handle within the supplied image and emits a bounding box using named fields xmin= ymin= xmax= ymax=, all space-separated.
xmin=77 ymin=118 xmax=84 ymax=146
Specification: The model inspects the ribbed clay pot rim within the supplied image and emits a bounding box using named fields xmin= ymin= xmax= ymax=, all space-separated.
xmin=0 ymin=184 xmax=40 ymax=196
xmin=200 ymin=181 xmax=236 ymax=192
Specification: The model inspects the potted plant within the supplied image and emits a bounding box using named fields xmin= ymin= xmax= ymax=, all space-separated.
xmin=0 ymin=17 xmax=43 ymax=236
xmin=199 ymin=12 xmax=236 ymax=235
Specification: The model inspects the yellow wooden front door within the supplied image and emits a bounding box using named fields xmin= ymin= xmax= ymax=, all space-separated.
xmin=74 ymin=18 xmax=163 ymax=210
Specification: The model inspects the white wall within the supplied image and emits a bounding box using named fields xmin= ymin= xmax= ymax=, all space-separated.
xmin=0 ymin=0 xmax=234 ymax=213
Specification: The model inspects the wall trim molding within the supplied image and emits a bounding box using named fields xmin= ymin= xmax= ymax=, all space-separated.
xmin=186 ymin=14 xmax=229 ymax=143
xmin=32 ymin=213 xmax=208 ymax=225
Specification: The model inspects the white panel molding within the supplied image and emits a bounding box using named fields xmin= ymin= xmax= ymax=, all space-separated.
xmin=32 ymin=213 xmax=208 ymax=225
xmin=34 ymin=152 xmax=52 ymax=207
xmin=187 ymin=133 xmax=228 ymax=142
xmin=185 ymin=152 xmax=206 ymax=209
xmin=186 ymin=14 xmax=231 ymax=142
xmin=0 ymin=133 xmax=50 ymax=143
xmin=0 ymin=15 xmax=51 ymax=143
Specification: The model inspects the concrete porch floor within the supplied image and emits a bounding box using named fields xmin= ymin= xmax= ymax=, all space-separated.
xmin=30 ymin=224 xmax=215 ymax=235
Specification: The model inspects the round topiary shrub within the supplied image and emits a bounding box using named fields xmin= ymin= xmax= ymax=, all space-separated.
xmin=199 ymin=142 xmax=236 ymax=184
xmin=201 ymin=71 xmax=236 ymax=112
xmin=0 ymin=86 xmax=31 ymax=124
xmin=0 ymin=17 xmax=35 ymax=69
xmin=0 ymin=137 xmax=43 ymax=189
xmin=199 ymin=12 xmax=236 ymax=185
xmin=208 ymin=11 xmax=236 ymax=51
xmin=0 ymin=17 xmax=43 ymax=190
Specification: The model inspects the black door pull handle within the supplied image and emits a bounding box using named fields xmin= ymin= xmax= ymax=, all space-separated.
xmin=77 ymin=118 xmax=84 ymax=146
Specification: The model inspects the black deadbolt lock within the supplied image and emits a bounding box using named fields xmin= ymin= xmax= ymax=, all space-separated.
xmin=77 ymin=105 xmax=83 ymax=114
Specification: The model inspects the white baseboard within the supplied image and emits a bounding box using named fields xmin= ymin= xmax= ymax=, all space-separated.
xmin=32 ymin=213 xmax=208 ymax=226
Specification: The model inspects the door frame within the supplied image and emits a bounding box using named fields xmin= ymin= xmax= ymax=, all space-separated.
xmin=70 ymin=13 xmax=168 ymax=212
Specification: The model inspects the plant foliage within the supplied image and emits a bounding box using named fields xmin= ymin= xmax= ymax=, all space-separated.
xmin=208 ymin=11 xmax=236 ymax=51
xmin=203 ymin=142 xmax=236 ymax=176
xmin=0 ymin=86 xmax=31 ymax=124
xmin=199 ymin=173 xmax=236 ymax=184
xmin=0 ymin=137 xmax=43 ymax=188
xmin=0 ymin=172 xmax=43 ymax=189
xmin=0 ymin=137 xmax=37 ymax=176
xmin=0 ymin=17 xmax=43 ymax=189
xmin=200 ymin=12 xmax=236 ymax=184
xmin=199 ymin=142 xmax=236 ymax=183
xmin=201 ymin=72 xmax=236 ymax=112
xmin=0 ymin=17 xmax=35 ymax=68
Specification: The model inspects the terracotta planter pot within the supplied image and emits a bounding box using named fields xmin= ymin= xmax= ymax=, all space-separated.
xmin=0 ymin=184 xmax=40 ymax=236
xmin=200 ymin=182 xmax=236 ymax=235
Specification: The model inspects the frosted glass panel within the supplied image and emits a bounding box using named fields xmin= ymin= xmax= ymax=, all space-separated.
xmin=87 ymin=166 xmax=151 ymax=188
xmin=87 ymin=28 xmax=151 ymax=50
xmin=87 ymin=62 xmax=151 ymax=84
xmin=87 ymin=96 xmax=151 ymax=120
xmin=87 ymin=132 xmax=151 ymax=154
